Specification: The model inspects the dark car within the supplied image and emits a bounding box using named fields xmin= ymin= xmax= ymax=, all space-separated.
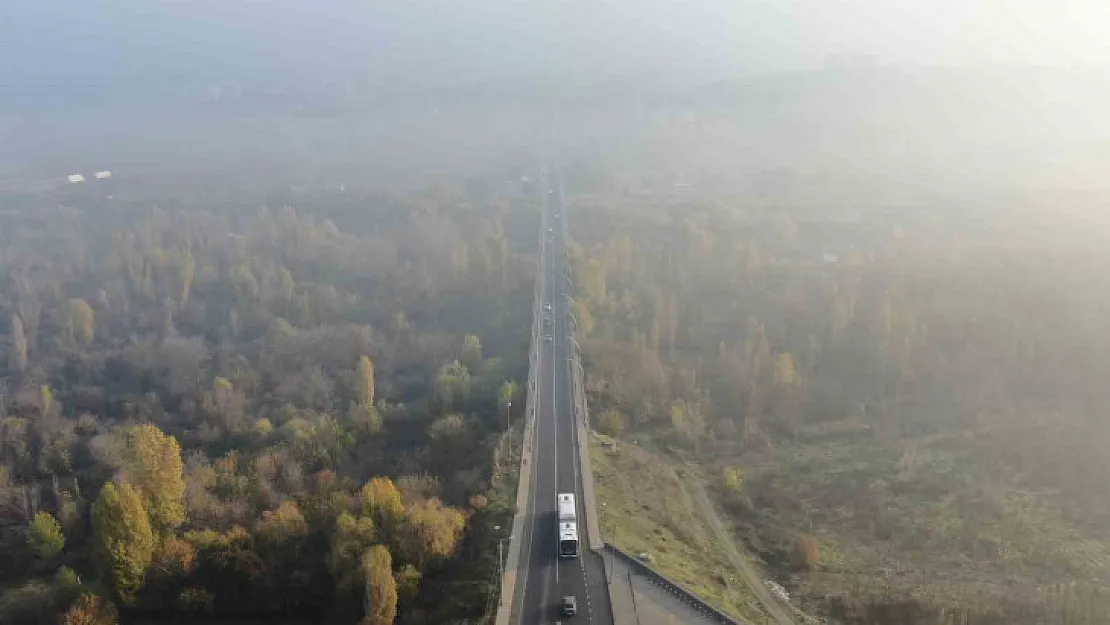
xmin=562 ymin=595 xmax=577 ymax=617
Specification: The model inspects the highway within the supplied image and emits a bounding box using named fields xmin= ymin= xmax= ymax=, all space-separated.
xmin=513 ymin=184 xmax=614 ymax=624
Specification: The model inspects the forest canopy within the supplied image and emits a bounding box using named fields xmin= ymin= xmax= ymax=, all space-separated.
xmin=0 ymin=180 xmax=537 ymax=624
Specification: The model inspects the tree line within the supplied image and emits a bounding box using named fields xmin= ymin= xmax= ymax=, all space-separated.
xmin=0 ymin=182 xmax=538 ymax=624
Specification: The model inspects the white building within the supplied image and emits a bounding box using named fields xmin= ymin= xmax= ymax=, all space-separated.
xmin=94 ymin=171 xmax=112 ymax=180
xmin=67 ymin=174 xmax=85 ymax=184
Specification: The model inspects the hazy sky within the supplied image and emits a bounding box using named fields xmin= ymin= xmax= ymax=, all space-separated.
xmin=3 ymin=0 xmax=1109 ymax=88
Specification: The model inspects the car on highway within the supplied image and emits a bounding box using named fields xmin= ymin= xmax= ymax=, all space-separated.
xmin=548 ymin=189 xmax=554 ymax=194
xmin=544 ymin=334 xmax=553 ymax=342
xmin=544 ymin=303 xmax=552 ymax=311
xmin=562 ymin=595 xmax=577 ymax=617
xmin=548 ymin=227 xmax=554 ymax=233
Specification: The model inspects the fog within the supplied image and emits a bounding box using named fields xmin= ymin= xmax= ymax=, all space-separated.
xmin=3 ymin=1 xmax=1110 ymax=193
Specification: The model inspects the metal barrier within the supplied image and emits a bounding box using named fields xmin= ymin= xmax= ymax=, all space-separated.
xmin=604 ymin=544 xmax=749 ymax=625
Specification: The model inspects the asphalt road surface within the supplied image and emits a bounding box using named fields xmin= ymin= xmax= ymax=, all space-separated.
xmin=514 ymin=186 xmax=614 ymax=625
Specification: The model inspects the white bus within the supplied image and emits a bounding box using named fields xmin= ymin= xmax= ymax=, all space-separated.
xmin=557 ymin=493 xmax=576 ymax=522
xmin=559 ymin=521 xmax=580 ymax=558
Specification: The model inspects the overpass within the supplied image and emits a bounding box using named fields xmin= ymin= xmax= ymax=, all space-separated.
xmin=495 ymin=178 xmax=740 ymax=625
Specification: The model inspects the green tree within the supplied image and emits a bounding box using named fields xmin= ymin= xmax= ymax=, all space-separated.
xmin=347 ymin=401 xmax=383 ymax=436
xmin=498 ymin=380 xmax=518 ymax=423
xmin=27 ymin=511 xmax=65 ymax=559
xmin=123 ymin=424 xmax=186 ymax=529
xmin=8 ymin=314 xmax=27 ymax=373
xmin=91 ymin=483 xmax=155 ymax=604
xmin=361 ymin=545 xmax=397 ymax=625
xmin=393 ymin=564 xmax=422 ymax=606
xmin=434 ymin=361 xmax=471 ymax=410
xmin=596 ymin=410 xmax=627 ymax=438
xmin=354 ymin=355 xmax=376 ymax=405
xmin=61 ymin=593 xmax=118 ymax=625
xmin=329 ymin=512 xmax=377 ymax=592
xmin=460 ymin=334 xmax=483 ymax=370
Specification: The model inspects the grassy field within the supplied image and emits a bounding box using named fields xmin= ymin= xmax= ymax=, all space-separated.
xmin=589 ymin=432 xmax=777 ymax=624
xmin=718 ymin=413 xmax=1110 ymax=623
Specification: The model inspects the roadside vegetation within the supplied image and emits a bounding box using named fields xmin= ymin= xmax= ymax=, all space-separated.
xmin=0 ymin=180 xmax=538 ymax=624
xmin=569 ymin=176 xmax=1110 ymax=624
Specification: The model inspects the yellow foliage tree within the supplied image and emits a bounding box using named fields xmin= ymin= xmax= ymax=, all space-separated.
xmin=361 ymin=545 xmax=397 ymax=625
xmin=123 ymin=425 xmax=186 ymax=530
xmin=392 ymin=497 xmax=465 ymax=569
xmin=354 ymin=355 xmax=376 ymax=406
xmin=361 ymin=478 xmax=404 ymax=529
xmin=61 ymin=592 xmax=118 ymax=625
xmin=67 ymin=299 xmax=96 ymax=346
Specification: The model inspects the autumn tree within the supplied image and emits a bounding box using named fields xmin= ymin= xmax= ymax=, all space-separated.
xmin=354 ymin=355 xmax=376 ymax=405
xmin=27 ymin=511 xmax=65 ymax=559
xmin=460 ymin=334 xmax=483 ymax=370
xmin=361 ymin=478 xmax=404 ymax=532
xmin=61 ymin=593 xmax=119 ymax=625
xmin=361 ymin=545 xmax=397 ymax=625
xmin=392 ymin=497 xmax=466 ymax=570
xmin=255 ymin=501 xmax=309 ymax=563
xmin=329 ymin=512 xmax=377 ymax=592
xmin=67 ymin=299 xmax=96 ymax=346
xmin=793 ymin=533 xmax=820 ymax=570
xmin=722 ymin=466 xmax=743 ymax=492
xmin=91 ymin=482 xmax=155 ymax=603
xmin=122 ymin=424 xmax=186 ymax=529
xmin=8 ymin=314 xmax=27 ymax=372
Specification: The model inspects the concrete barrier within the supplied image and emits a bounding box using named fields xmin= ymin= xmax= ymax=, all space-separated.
xmin=604 ymin=544 xmax=749 ymax=625
xmin=494 ymin=203 xmax=547 ymax=625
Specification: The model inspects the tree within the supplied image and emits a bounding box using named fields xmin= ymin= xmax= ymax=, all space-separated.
xmin=329 ymin=512 xmax=377 ymax=592
xmin=8 ymin=314 xmax=27 ymax=372
xmin=229 ymin=264 xmax=259 ymax=302
xmin=393 ymin=564 xmax=422 ymax=606
xmin=91 ymin=483 xmax=155 ymax=604
xmin=722 ymin=466 xmax=743 ymax=492
xmin=179 ymin=248 xmax=196 ymax=305
xmin=67 ymin=299 xmax=96 ymax=346
xmin=361 ymin=545 xmax=397 ymax=625
xmin=27 ymin=511 xmax=65 ymax=559
xmin=354 ymin=355 xmax=376 ymax=405
xmin=255 ymin=501 xmax=309 ymax=556
xmin=460 ymin=334 xmax=483 ymax=370
xmin=793 ymin=533 xmax=820 ymax=570
xmin=347 ymin=401 xmax=383 ymax=436
xmin=39 ymin=384 xmax=55 ymax=417
xmin=392 ymin=497 xmax=466 ymax=569
xmin=61 ymin=593 xmax=118 ymax=625
xmin=596 ymin=410 xmax=627 ymax=438
xmin=497 ymin=380 xmax=518 ymax=425
xmin=361 ymin=478 xmax=404 ymax=530
xmin=434 ymin=361 xmax=471 ymax=410
xmin=123 ymin=424 xmax=186 ymax=529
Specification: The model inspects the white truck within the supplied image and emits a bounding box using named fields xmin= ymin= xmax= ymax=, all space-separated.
xmin=557 ymin=493 xmax=579 ymax=558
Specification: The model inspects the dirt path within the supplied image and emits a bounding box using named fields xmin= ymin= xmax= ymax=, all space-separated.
xmin=678 ymin=471 xmax=799 ymax=625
